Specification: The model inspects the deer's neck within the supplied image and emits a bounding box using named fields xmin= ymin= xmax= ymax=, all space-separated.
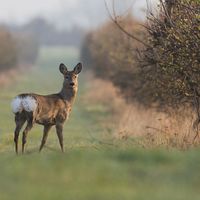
xmin=59 ymin=86 xmax=77 ymax=104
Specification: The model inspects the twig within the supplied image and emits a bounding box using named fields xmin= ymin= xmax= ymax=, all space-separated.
xmin=104 ymin=0 xmax=151 ymax=48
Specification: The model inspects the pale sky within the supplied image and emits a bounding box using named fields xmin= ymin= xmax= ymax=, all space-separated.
xmin=0 ymin=0 xmax=63 ymax=24
xmin=0 ymin=0 xmax=158 ymax=29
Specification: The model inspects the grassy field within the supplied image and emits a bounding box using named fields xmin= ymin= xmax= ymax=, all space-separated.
xmin=0 ymin=47 xmax=200 ymax=200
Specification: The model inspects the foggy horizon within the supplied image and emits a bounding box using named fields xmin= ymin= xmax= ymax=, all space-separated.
xmin=0 ymin=0 xmax=158 ymax=30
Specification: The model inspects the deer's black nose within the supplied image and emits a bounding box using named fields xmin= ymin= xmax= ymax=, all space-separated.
xmin=70 ymin=82 xmax=75 ymax=86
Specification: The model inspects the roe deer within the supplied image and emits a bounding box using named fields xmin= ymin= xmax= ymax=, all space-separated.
xmin=11 ymin=63 xmax=82 ymax=154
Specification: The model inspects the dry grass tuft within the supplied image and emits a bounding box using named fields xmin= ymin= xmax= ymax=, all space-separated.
xmin=84 ymin=73 xmax=200 ymax=150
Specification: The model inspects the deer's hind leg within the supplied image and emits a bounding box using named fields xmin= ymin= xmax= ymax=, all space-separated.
xmin=22 ymin=113 xmax=34 ymax=154
xmin=14 ymin=113 xmax=26 ymax=154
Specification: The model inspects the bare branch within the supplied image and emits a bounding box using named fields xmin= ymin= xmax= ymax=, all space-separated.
xmin=104 ymin=0 xmax=151 ymax=48
xmin=160 ymin=0 xmax=174 ymax=27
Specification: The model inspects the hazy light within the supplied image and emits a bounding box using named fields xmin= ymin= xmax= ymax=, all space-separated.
xmin=0 ymin=0 xmax=158 ymax=28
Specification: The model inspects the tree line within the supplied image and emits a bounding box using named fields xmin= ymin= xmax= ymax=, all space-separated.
xmin=0 ymin=17 xmax=86 ymax=72
xmin=0 ymin=26 xmax=39 ymax=72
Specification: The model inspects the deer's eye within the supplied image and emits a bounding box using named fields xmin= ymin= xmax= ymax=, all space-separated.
xmin=65 ymin=76 xmax=70 ymax=79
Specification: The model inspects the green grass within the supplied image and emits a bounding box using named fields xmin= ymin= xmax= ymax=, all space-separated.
xmin=0 ymin=46 xmax=200 ymax=200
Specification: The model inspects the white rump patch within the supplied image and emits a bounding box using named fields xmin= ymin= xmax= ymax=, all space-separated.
xmin=11 ymin=96 xmax=23 ymax=113
xmin=11 ymin=96 xmax=37 ymax=113
xmin=22 ymin=96 xmax=37 ymax=112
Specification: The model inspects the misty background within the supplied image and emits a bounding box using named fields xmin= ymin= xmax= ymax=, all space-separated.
xmin=0 ymin=0 xmax=157 ymax=47
xmin=1 ymin=0 xmax=157 ymax=28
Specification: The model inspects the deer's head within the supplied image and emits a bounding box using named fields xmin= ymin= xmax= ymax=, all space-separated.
xmin=59 ymin=63 xmax=82 ymax=90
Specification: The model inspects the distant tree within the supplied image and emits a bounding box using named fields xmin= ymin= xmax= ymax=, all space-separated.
xmin=10 ymin=17 xmax=86 ymax=47
xmin=14 ymin=32 xmax=39 ymax=65
xmin=0 ymin=27 xmax=17 ymax=71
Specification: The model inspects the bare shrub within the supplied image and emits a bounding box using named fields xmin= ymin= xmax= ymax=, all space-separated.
xmin=82 ymin=0 xmax=200 ymax=108
xmin=81 ymin=0 xmax=200 ymax=147
xmin=81 ymin=16 xmax=145 ymax=101
xmin=141 ymin=0 xmax=200 ymax=108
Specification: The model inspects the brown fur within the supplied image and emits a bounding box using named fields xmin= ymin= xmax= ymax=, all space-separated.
xmin=13 ymin=63 xmax=82 ymax=154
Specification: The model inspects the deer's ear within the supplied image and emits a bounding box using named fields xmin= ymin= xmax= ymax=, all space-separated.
xmin=74 ymin=63 xmax=82 ymax=74
xmin=59 ymin=63 xmax=68 ymax=75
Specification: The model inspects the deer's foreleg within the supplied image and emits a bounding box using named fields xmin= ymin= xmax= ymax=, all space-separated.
xmin=39 ymin=125 xmax=52 ymax=152
xmin=56 ymin=123 xmax=64 ymax=152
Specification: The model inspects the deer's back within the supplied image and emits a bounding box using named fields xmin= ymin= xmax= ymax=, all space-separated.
xmin=11 ymin=93 xmax=71 ymax=126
